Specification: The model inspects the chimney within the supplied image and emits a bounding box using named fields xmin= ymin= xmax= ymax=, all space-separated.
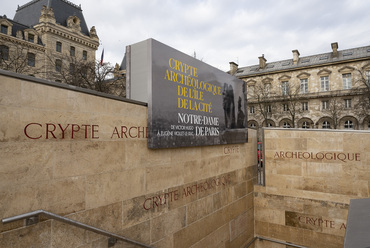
xmin=259 ymin=54 xmax=267 ymax=69
xmin=331 ymin=42 xmax=338 ymax=57
xmin=292 ymin=50 xmax=300 ymax=65
xmin=229 ymin=61 xmax=238 ymax=75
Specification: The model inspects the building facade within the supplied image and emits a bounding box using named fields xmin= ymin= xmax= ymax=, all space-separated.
xmin=0 ymin=0 xmax=99 ymax=82
xmin=230 ymin=42 xmax=370 ymax=141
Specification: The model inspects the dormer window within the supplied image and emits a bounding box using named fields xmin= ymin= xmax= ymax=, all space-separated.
xmin=1 ymin=24 xmax=8 ymax=35
xmin=28 ymin=34 xmax=35 ymax=43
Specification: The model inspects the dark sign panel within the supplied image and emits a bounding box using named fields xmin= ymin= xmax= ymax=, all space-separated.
xmin=127 ymin=39 xmax=247 ymax=149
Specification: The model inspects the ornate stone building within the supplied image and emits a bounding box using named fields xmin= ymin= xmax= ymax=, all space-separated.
xmin=230 ymin=43 xmax=370 ymax=141
xmin=0 ymin=0 xmax=99 ymax=82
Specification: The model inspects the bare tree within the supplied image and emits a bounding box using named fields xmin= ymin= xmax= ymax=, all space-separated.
xmin=0 ymin=40 xmax=43 ymax=76
xmin=325 ymin=96 xmax=343 ymax=129
xmin=45 ymin=53 xmax=125 ymax=96
xmin=353 ymin=68 xmax=370 ymax=117
xmin=253 ymin=81 xmax=276 ymax=127
xmin=279 ymin=81 xmax=301 ymax=128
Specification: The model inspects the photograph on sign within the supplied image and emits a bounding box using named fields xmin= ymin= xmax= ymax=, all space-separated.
xmin=127 ymin=39 xmax=247 ymax=149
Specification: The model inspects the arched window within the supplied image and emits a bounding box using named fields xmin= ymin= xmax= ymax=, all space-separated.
xmin=267 ymin=122 xmax=273 ymax=127
xmin=322 ymin=121 xmax=331 ymax=129
xmin=283 ymin=122 xmax=290 ymax=128
xmin=344 ymin=120 xmax=354 ymax=129
xmin=302 ymin=121 xmax=310 ymax=129
xmin=250 ymin=123 xmax=256 ymax=128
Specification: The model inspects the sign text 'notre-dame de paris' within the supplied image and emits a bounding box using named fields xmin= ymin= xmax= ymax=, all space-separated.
xmin=127 ymin=39 xmax=248 ymax=149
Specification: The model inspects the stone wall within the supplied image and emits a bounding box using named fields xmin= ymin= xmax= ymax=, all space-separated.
xmin=0 ymin=71 xmax=257 ymax=248
xmin=254 ymin=128 xmax=370 ymax=248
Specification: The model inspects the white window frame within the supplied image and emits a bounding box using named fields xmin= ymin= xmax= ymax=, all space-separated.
xmin=344 ymin=99 xmax=352 ymax=109
xmin=283 ymin=122 xmax=291 ymax=128
xmin=265 ymin=83 xmax=271 ymax=96
xmin=322 ymin=121 xmax=331 ymax=129
xmin=283 ymin=103 xmax=289 ymax=112
xmin=344 ymin=120 xmax=354 ymax=129
xmin=267 ymin=105 xmax=272 ymax=113
xmin=302 ymin=121 xmax=310 ymax=129
xmin=320 ymin=76 xmax=329 ymax=91
xmin=249 ymin=106 xmax=255 ymax=114
xmin=302 ymin=102 xmax=308 ymax=111
xmin=300 ymin=78 xmax=308 ymax=93
xmin=322 ymin=100 xmax=329 ymax=110
xmin=282 ymin=81 xmax=289 ymax=95
xmin=342 ymin=73 xmax=352 ymax=89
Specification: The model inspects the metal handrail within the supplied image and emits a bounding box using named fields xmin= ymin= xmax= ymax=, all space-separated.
xmin=2 ymin=209 xmax=154 ymax=248
xmin=245 ymin=236 xmax=309 ymax=248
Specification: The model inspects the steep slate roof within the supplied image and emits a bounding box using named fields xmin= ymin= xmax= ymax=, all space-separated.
xmin=13 ymin=0 xmax=90 ymax=36
xmin=0 ymin=15 xmax=44 ymax=45
xmin=235 ymin=45 xmax=370 ymax=77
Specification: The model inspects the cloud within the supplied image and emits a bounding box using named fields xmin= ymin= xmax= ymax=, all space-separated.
xmin=2 ymin=0 xmax=370 ymax=71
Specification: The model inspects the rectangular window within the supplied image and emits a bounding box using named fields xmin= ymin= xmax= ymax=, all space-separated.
xmin=1 ymin=24 xmax=8 ymax=34
xmin=267 ymin=105 xmax=272 ymax=113
xmin=69 ymin=63 xmax=75 ymax=74
xmin=0 ymin=45 xmax=9 ymax=61
xmin=342 ymin=73 xmax=352 ymax=89
xmin=283 ymin=103 xmax=289 ymax=111
xmin=27 ymin=53 xmax=35 ymax=67
xmin=56 ymin=41 xmax=62 ymax=52
xmin=83 ymin=50 xmax=87 ymax=60
xmin=249 ymin=106 xmax=255 ymax=114
xmin=366 ymin=71 xmax=370 ymax=86
xmin=321 ymin=76 xmax=329 ymax=91
xmin=344 ymin=99 xmax=352 ymax=109
xmin=265 ymin=83 xmax=271 ymax=96
xmin=322 ymin=100 xmax=329 ymax=110
xmin=282 ymin=81 xmax=289 ymax=95
xmin=300 ymin=79 xmax=308 ymax=93
xmin=248 ymin=86 xmax=255 ymax=96
xmin=55 ymin=59 xmax=62 ymax=72
xmin=70 ymin=46 xmax=75 ymax=56
xmin=28 ymin=34 xmax=35 ymax=43
xmin=302 ymin=102 xmax=308 ymax=111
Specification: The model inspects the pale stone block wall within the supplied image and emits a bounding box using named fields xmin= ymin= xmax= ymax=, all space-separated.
xmin=0 ymin=72 xmax=257 ymax=248
xmin=254 ymin=128 xmax=370 ymax=248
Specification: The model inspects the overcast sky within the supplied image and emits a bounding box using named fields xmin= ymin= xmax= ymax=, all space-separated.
xmin=2 ymin=0 xmax=370 ymax=71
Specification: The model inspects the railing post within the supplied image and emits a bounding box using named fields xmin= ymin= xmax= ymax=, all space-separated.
xmin=25 ymin=216 xmax=39 ymax=226
xmin=108 ymin=237 xmax=117 ymax=247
